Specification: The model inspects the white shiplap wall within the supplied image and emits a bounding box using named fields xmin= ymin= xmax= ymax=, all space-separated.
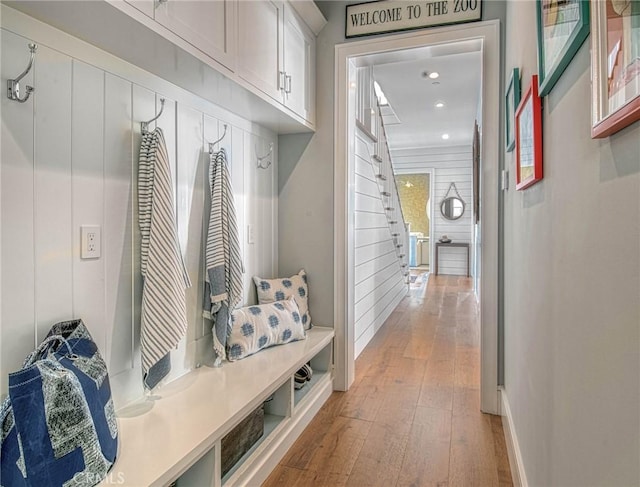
xmin=354 ymin=130 xmax=407 ymax=357
xmin=0 ymin=24 xmax=278 ymax=409
xmin=393 ymin=145 xmax=474 ymax=276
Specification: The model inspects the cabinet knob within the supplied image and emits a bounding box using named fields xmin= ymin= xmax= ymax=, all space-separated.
xmin=279 ymin=71 xmax=286 ymax=91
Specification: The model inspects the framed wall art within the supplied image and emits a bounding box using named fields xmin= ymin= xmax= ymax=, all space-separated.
xmin=591 ymin=0 xmax=640 ymax=138
xmin=515 ymin=75 xmax=543 ymax=191
xmin=536 ymin=0 xmax=590 ymax=96
xmin=505 ymin=68 xmax=520 ymax=152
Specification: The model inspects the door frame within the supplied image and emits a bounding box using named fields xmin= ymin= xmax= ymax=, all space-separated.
xmin=427 ymin=168 xmax=435 ymax=270
xmin=396 ymin=168 xmax=435 ymax=269
xmin=333 ymin=20 xmax=501 ymax=414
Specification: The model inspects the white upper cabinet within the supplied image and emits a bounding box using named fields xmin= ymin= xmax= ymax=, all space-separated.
xmin=283 ymin=3 xmax=315 ymax=123
xmin=237 ymin=1 xmax=316 ymax=123
xmin=237 ymin=0 xmax=284 ymax=103
xmin=9 ymin=0 xmax=324 ymax=131
xmin=153 ymin=0 xmax=237 ymax=70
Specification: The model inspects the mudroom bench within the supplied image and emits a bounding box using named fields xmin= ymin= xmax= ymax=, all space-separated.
xmin=101 ymin=327 xmax=334 ymax=487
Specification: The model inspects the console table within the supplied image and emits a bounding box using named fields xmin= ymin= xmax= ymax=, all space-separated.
xmin=434 ymin=242 xmax=470 ymax=277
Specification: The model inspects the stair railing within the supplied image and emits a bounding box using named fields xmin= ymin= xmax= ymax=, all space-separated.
xmin=371 ymin=102 xmax=410 ymax=284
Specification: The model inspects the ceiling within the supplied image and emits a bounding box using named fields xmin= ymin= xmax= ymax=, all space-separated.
xmin=364 ymin=39 xmax=482 ymax=151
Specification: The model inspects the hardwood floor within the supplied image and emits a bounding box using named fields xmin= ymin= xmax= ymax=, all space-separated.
xmin=263 ymin=275 xmax=512 ymax=487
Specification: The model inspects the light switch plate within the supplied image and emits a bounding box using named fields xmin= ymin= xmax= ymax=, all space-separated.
xmin=501 ymin=169 xmax=509 ymax=191
xmin=81 ymin=225 xmax=101 ymax=259
xmin=247 ymin=224 xmax=255 ymax=244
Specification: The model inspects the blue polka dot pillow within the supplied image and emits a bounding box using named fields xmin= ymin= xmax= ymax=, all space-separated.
xmin=227 ymin=298 xmax=306 ymax=361
xmin=253 ymin=270 xmax=312 ymax=330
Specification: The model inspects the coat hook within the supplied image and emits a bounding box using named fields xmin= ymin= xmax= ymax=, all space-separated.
xmin=7 ymin=43 xmax=37 ymax=103
xmin=209 ymin=124 xmax=228 ymax=154
xmin=256 ymin=142 xmax=273 ymax=169
xmin=141 ymin=98 xmax=165 ymax=134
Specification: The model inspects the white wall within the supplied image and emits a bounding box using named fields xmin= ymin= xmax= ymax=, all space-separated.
xmin=1 ymin=16 xmax=278 ymax=409
xmin=503 ymin=2 xmax=640 ymax=486
xmin=354 ymin=130 xmax=406 ymax=356
xmin=393 ymin=145 xmax=474 ymax=276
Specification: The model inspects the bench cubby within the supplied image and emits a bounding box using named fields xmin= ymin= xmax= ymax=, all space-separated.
xmin=101 ymin=326 xmax=334 ymax=487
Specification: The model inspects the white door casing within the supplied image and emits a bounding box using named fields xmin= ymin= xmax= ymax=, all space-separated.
xmin=334 ymin=20 xmax=500 ymax=414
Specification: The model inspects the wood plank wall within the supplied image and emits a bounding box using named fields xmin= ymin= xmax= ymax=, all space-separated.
xmin=0 ymin=27 xmax=278 ymax=409
xmin=392 ymin=146 xmax=474 ymax=277
xmin=354 ymin=130 xmax=407 ymax=357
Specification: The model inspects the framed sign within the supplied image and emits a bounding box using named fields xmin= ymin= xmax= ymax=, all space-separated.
xmin=536 ymin=0 xmax=590 ymax=96
xmin=591 ymin=0 xmax=640 ymax=138
xmin=346 ymin=0 xmax=482 ymax=38
xmin=515 ymin=75 xmax=543 ymax=191
xmin=505 ymin=68 xmax=521 ymax=152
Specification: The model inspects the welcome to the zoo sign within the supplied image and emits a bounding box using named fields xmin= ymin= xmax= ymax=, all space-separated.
xmin=346 ymin=0 xmax=482 ymax=38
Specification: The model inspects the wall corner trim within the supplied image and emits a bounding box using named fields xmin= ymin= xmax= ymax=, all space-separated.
xmin=500 ymin=387 xmax=529 ymax=487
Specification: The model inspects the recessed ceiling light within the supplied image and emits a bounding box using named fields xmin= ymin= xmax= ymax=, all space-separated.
xmin=441 ymin=133 xmax=450 ymax=140
xmin=421 ymin=70 xmax=441 ymax=80
xmin=435 ymin=101 xmax=445 ymax=108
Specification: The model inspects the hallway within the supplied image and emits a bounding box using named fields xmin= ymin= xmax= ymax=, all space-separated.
xmin=263 ymin=275 xmax=512 ymax=486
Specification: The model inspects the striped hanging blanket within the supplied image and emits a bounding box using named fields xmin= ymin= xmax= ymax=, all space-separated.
xmin=138 ymin=127 xmax=191 ymax=389
xmin=204 ymin=148 xmax=244 ymax=365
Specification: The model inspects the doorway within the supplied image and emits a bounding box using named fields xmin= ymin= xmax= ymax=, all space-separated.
xmin=334 ymin=20 xmax=500 ymax=414
xmin=397 ymin=172 xmax=433 ymax=273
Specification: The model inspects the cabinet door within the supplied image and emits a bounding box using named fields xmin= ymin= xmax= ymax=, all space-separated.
xmin=154 ymin=0 xmax=237 ymax=70
xmin=237 ymin=0 xmax=284 ymax=102
xmin=283 ymin=4 xmax=314 ymax=123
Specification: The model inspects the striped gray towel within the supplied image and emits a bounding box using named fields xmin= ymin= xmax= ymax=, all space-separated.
xmin=204 ymin=148 xmax=244 ymax=365
xmin=138 ymin=127 xmax=191 ymax=389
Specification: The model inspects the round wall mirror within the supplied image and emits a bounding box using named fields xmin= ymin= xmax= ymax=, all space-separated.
xmin=440 ymin=196 xmax=465 ymax=220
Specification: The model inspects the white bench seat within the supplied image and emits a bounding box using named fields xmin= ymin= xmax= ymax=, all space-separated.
xmin=101 ymin=326 xmax=334 ymax=487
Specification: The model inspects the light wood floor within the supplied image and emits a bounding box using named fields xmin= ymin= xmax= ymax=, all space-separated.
xmin=263 ymin=275 xmax=513 ymax=487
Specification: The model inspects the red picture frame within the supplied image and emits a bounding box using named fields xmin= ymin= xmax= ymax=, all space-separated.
xmin=515 ymin=75 xmax=543 ymax=190
xmin=590 ymin=0 xmax=640 ymax=138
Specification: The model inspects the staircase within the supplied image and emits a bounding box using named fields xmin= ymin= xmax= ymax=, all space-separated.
xmin=352 ymin=66 xmax=410 ymax=357
xmin=372 ymin=103 xmax=410 ymax=284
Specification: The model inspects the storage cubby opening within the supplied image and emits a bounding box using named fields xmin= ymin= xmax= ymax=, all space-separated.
xmin=293 ymin=341 xmax=333 ymax=408
xmin=221 ymin=413 xmax=287 ymax=485
xmin=309 ymin=341 xmax=332 ymax=373
xmin=263 ymin=378 xmax=292 ymax=418
xmin=294 ymin=368 xmax=330 ymax=406
xmin=175 ymin=445 xmax=218 ymax=487
xmin=221 ymin=379 xmax=291 ymax=485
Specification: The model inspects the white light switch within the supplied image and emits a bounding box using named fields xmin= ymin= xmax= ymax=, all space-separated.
xmin=247 ymin=224 xmax=255 ymax=244
xmin=501 ymin=169 xmax=509 ymax=191
xmin=81 ymin=225 xmax=101 ymax=259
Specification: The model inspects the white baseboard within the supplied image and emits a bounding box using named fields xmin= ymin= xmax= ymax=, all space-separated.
xmin=500 ymin=388 xmax=528 ymax=487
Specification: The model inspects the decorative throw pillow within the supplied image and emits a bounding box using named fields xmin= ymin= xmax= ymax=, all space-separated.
xmin=227 ymin=298 xmax=306 ymax=361
xmin=253 ymin=270 xmax=312 ymax=329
